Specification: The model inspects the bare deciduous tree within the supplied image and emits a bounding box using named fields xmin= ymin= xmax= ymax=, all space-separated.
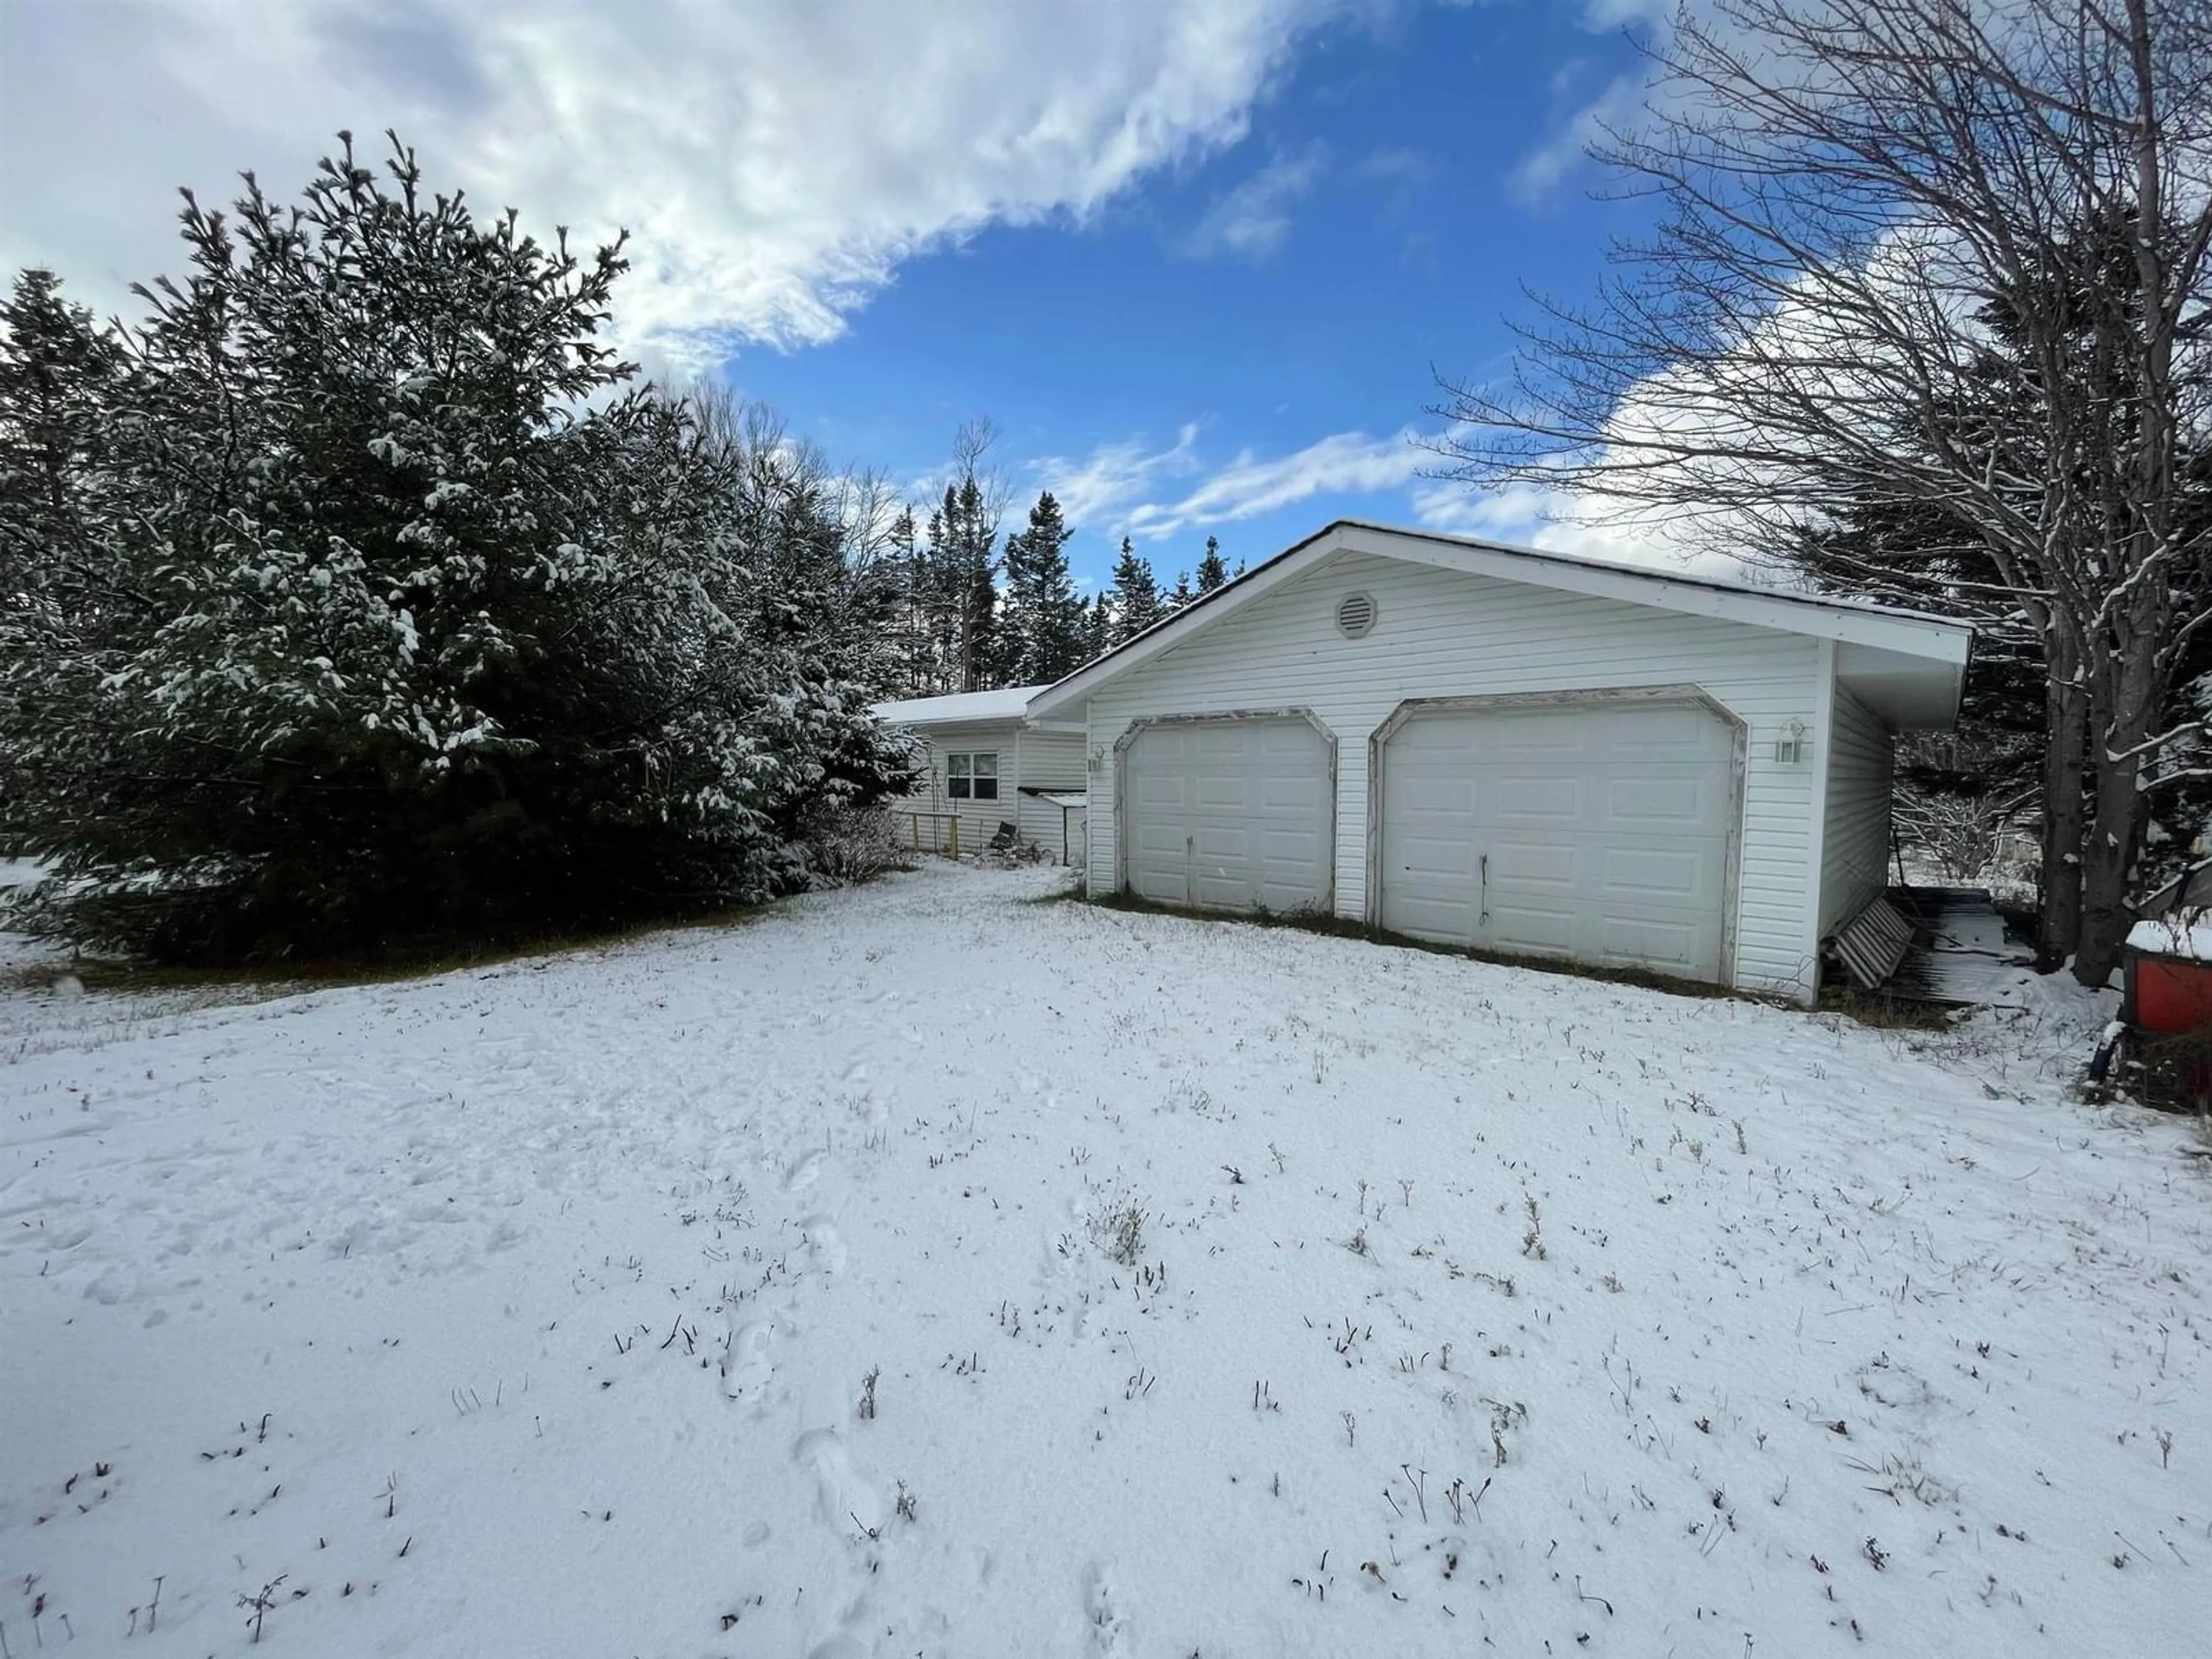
xmin=1431 ymin=0 xmax=2212 ymax=984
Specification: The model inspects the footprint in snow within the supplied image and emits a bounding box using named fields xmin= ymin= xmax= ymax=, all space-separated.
xmin=803 ymin=1215 xmax=849 ymax=1275
xmin=723 ymin=1317 xmax=775 ymax=1402
xmin=1085 ymin=1561 xmax=1130 ymax=1656
xmin=793 ymin=1427 xmax=882 ymax=1539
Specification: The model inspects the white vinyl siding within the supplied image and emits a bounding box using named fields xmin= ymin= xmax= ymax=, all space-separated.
xmin=1014 ymin=728 xmax=1086 ymax=863
xmin=1084 ymin=550 xmax=1829 ymax=1001
xmin=1818 ymin=685 xmax=1895 ymax=934
xmin=894 ymin=721 xmax=1087 ymax=861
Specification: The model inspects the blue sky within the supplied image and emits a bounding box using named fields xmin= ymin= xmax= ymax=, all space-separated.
xmin=720 ymin=2 xmax=1665 ymax=588
xmin=0 ymin=0 xmax=1671 ymax=590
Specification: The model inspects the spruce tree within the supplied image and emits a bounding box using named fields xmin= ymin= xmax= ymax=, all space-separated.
xmin=0 ymin=132 xmax=912 ymax=961
xmin=1195 ymin=535 xmax=1229 ymax=593
xmin=1085 ymin=592 xmax=1113 ymax=662
xmin=1167 ymin=569 xmax=1195 ymax=609
xmin=999 ymin=490 xmax=1087 ymax=684
xmin=0 ymin=270 xmax=131 ymax=849
xmin=933 ymin=478 xmax=1000 ymax=692
xmin=1108 ymin=536 xmax=1162 ymax=644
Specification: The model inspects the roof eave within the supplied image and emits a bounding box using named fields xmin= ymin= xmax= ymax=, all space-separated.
xmin=1028 ymin=519 xmax=1973 ymax=719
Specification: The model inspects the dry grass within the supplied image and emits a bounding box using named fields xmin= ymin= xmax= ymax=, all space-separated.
xmin=1819 ymin=987 xmax=1955 ymax=1032
xmin=1086 ymin=889 xmax=1755 ymax=1003
xmin=0 ymin=902 xmax=779 ymax=1005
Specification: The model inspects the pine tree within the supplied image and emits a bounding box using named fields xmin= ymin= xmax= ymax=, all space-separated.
xmin=1108 ymin=536 xmax=1163 ymax=645
xmin=926 ymin=475 xmax=1001 ymax=692
xmin=887 ymin=504 xmax=934 ymax=696
xmin=999 ymin=489 xmax=1088 ymax=684
xmin=1195 ymin=535 xmax=1229 ymax=594
xmin=1085 ymin=592 xmax=1112 ymax=662
xmin=0 ymin=132 xmax=913 ymax=961
xmin=0 ymin=270 xmax=132 ymax=849
xmin=1167 ymin=569 xmax=1195 ymax=609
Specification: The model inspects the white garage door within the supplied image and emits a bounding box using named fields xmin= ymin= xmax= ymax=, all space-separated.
xmin=1378 ymin=697 xmax=1738 ymax=980
xmin=1123 ymin=717 xmax=1332 ymax=914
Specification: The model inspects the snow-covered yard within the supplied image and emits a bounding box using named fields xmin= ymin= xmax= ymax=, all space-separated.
xmin=2 ymin=863 xmax=2206 ymax=1657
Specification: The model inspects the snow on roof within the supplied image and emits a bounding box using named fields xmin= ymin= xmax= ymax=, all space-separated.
xmin=2127 ymin=914 xmax=2212 ymax=963
xmin=874 ymin=685 xmax=1046 ymax=727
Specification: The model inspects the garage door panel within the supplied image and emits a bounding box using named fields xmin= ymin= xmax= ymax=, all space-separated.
xmin=1603 ymin=904 xmax=1721 ymax=963
xmin=1260 ymin=775 xmax=1327 ymax=812
xmin=1124 ymin=717 xmax=1331 ymax=914
xmin=1607 ymin=777 xmax=1710 ymax=824
xmin=1484 ymin=903 xmax=1578 ymax=953
xmin=1194 ymin=775 xmax=1251 ymax=811
xmin=1489 ymin=777 xmax=1585 ymax=824
xmin=1397 ymin=776 xmax=1475 ymax=816
xmin=1601 ymin=844 xmax=1714 ymax=899
xmin=1488 ymin=841 xmax=1582 ymax=888
xmin=1493 ymin=709 xmax=1581 ymax=750
xmin=1191 ymin=825 xmax=1252 ymax=861
xmin=1381 ymin=698 xmax=1736 ymax=983
xmin=1260 ymin=827 xmax=1323 ymax=863
xmin=1397 ymin=834 xmax=1478 ymax=880
xmin=1133 ymin=774 xmax=1191 ymax=812
xmin=1134 ymin=821 xmax=1189 ymax=855
xmin=1391 ymin=892 xmax=1482 ymax=935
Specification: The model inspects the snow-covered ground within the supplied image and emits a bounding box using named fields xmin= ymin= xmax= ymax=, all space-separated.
xmin=2 ymin=863 xmax=2206 ymax=1657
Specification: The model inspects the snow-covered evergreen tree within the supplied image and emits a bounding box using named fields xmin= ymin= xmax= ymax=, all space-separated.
xmin=1195 ymin=535 xmax=1229 ymax=594
xmin=0 ymin=270 xmax=131 ymax=843
xmin=998 ymin=490 xmax=1087 ymax=685
xmin=1084 ymin=592 xmax=1112 ymax=663
xmin=0 ymin=132 xmax=912 ymax=961
xmin=1107 ymin=536 xmax=1162 ymax=645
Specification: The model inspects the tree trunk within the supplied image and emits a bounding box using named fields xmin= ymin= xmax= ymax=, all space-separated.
xmin=2038 ymin=628 xmax=2086 ymax=970
xmin=2074 ymin=618 xmax=2163 ymax=987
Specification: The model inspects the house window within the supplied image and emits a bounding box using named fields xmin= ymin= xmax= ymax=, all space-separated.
xmin=946 ymin=752 xmax=998 ymax=801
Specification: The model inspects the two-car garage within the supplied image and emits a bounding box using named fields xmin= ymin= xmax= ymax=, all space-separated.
xmin=1117 ymin=695 xmax=1742 ymax=983
xmin=1038 ymin=522 xmax=1972 ymax=1003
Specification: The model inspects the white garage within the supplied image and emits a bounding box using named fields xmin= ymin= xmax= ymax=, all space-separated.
xmin=1021 ymin=520 xmax=1974 ymax=1005
xmin=1376 ymin=692 xmax=1740 ymax=981
xmin=1122 ymin=715 xmax=1333 ymax=912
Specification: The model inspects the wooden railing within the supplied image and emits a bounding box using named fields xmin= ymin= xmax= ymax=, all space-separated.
xmin=897 ymin=810 xmax=963 ymax=858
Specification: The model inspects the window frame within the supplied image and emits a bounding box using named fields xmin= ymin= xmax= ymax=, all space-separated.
xmin=944 ymin=750 xmax=999 ymax=801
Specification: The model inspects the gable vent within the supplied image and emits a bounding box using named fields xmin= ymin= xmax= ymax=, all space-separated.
xmin=1335 ymin=591 xmax=1377 ymax=638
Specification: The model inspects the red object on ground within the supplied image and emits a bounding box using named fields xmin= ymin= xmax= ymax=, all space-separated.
xmin=2124 ymin=949 xmax=2212 ymax=1035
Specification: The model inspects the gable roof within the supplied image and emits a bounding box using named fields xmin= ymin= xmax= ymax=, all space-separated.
xmin=1026 ymin=519 xmax=1973 ymax=723
xmin=876 ymin=685 xmax=1048 ymax=727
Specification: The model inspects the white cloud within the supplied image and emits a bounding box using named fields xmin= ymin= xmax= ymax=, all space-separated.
xmin=1124 ymin=427 xmax=1427 ymax=539
xmin=1034 ymin=425 xmax=1206 ymax=529
xmin=1510 ymin=69 xmax=1647 ymax=204
xmin=1180 ymin=144 xmax=1327 ymax=258
xmin=1411 ymin=476 xmax=1744 ymax=576
xmin=0 ymin=0 xmax=1362 ymax=373
xmin=1040 ymin=418 xmax=1745 ymax=578
xmin=1506 ymin=0 xmax=1684 ymax=205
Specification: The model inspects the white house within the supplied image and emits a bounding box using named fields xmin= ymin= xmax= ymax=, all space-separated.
xmin=1024 ymin=520 xmax=1972 ymax=1005
xmin=875 ymin=685 xmax=1088 ymax=862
